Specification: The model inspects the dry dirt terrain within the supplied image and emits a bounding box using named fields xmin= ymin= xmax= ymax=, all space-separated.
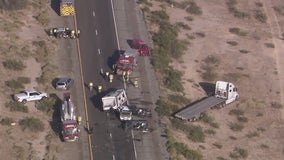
xmin=145 ymin=0 xmax=284 ymax=159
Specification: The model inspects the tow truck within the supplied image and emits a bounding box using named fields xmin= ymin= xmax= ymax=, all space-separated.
xmin=175 ymin=81 xmax=239 ymax=121
xmin=114 ymin=49 xmax=138 ymax=75
xmin=48 ymin=27 xmax=80 ymax=39
xmin=131 ymin=38 xmax=151 ymax=56
xmin=61 ymin=93 xmax=80 ymax=142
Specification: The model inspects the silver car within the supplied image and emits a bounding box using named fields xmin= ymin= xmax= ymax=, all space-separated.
xmin=56 ymin=77 xmax=74 ymax=90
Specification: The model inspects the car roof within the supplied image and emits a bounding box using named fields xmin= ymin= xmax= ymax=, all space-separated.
xmin=57 ymin=77 xmax=72 ymax=82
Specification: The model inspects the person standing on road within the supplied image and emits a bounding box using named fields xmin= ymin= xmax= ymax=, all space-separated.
xmin=88 ymin=82 xmax=94 ymax=91
xmin=105 ymin=71 xmax=110 ymax=80
xmin=98 ymin=85 xmax=102 ymax=93
xmin=109 ymin=74 xmax=114 ymax=83
xmin=134 ymin=78 xmax=138 ymax=88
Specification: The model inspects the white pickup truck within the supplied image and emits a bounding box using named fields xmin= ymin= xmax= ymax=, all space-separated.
xmin=13 ymin=90 xmax=48 ymax=103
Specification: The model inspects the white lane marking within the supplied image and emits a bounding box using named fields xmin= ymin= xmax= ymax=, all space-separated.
xmin=110 ymin=0 xmax=120 ymax=50
xmin=98 ymin=49 xmax=101 ymax=55
xmin=95 ymin=29 xmax=98 ymax=35
xmin=110 ymin=133 xmax=112 ymax=138
xmin=131 ymin=130 xmax=137 ymax=160
xmin=93 ymin=11 xmax=96 ymax=17
xmin=112 ymin=154 xmax=116 ymax=160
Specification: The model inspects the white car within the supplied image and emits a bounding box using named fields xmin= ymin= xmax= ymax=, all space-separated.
xmin=13 ymin=90 xmax=48 ymax=103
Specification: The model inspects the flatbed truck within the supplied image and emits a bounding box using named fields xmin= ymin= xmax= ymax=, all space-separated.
xmin=175 ymin=81 xmax=239 ymax=121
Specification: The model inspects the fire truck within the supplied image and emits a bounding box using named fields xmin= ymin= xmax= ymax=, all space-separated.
xmin=131 ymin=38 xmax=151 ymax=56
xmin=114 ymin=49 xmax=138 ymax=75
xmin=61 ymin=93 xmax=80 ymax=142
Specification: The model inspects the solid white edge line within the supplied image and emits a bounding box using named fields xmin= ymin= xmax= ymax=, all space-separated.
xmin=110 ymin=0 xmax=120 ymax=50
xmin=131 ymin=130 xmax=138 ymax=160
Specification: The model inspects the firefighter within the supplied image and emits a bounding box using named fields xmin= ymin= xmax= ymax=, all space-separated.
xmin=109 ymin=74 xmax=114 ymax=83
xmin=98 ymin=85 xmax=102 ymax=93
xmin=71 ymin=30 xmax=75 ymax=39
xmin=100 ymin=68 xmax=104 ymax=75
xmin=49 ymin=28 xmax=54 ymax=37
xmin=76 ymin=29 xmax=80 ymax=38
xmin=126 ymin=71 xmax=130 ymax=82
xmin=105 ymin=71 xmax=110 ymax=80
xmin=77 ymin=116 xmax=82 ymax=125
xmin=134 ymin=78 xmax=139 ymax=88
xmin=88 ymin=82 xmax=94 ymax=91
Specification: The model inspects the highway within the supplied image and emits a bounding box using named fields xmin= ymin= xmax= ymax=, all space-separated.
xmin=75 ymin=0 xmax=136 ymax=159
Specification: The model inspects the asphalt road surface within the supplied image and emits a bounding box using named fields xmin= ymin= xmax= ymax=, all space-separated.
xmin=75 ymin=0 xmax=136 ymax=160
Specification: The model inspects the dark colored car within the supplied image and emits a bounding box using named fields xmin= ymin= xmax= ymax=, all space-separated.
xmin=56 ymin=77 xmax=74 ymax=90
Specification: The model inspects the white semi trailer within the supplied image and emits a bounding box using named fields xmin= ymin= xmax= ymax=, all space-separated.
xmin=175 ymin=81 xmax=239 ymax=121
xmin=101 ymin=89 xmax=128 ymax=111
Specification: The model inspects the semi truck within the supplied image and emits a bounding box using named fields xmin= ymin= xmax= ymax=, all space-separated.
xmin=101 ymin=89 xmax=128 ymax=111
xmin=61 ymin=93 xmax=80 ymax=142
xmin=60 ymin=0 xmax=75 ymax=16
xmin=174 ymin=81 xmax=239 ymax=121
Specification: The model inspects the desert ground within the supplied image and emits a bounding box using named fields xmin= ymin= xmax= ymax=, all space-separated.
xmin=144 ymin=0 xmax=284 ymax=159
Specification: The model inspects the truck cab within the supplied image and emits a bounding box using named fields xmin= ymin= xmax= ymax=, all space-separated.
xmin=215 ymin=81 xmax=239 ymax=104
xmin=102 ymin=89 xmax=128 ymax=111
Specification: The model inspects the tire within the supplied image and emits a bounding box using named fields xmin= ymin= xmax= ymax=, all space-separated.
xmin=41 ymin=96 xmax=47 ymax=100
xmin=22 ymin=99 xmax=27 ymax=104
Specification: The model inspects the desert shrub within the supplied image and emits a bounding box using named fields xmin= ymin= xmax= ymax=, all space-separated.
xmin=186 ymin=2 xmax=202 ymax=15
xmin=254 ymin=10 xmax=267 ymax=23
xmin=239 ymin=49 xmax=249 ymax=54
xmin=229 ymin=136 xmax=237 ymax=140
xmin=201 ymin=65 xmax=218 ymax=81
xmin=19 ymin=117 xmax=44 ymax=132
xmin=155 ymin=97 xmax=178 ymax=116
xmin=226 ymin=0 xmax=250 ymax=18
xmin=0 ymin=0 xmax=28 ymax=10
xmin=237 ymin=116 xmax=248 ymax=122
xmin=5 ymin=79 xmax=24 ymax=90
xmin=213 ymin=142 xmax=223 ymax=149
xmin=37 ymin=63 xmax=57 ymax=84
xmin=2 ymin=59 xmax=26 ymax=71
xmin=229 ymin=122 xmax=244 ymax=131
xmin=260 ymin=144 xmax=269 ymax=149
xmin=257 ymin=127 xmax=266 ymax=132
xmin=229 ymin=147 xmax=248 ymax=159
xmin=164 ymin=67 xmax=184 ymax=92
xmin=137 ymin=0 xmax=152 ymax=6
xmin=36 ymin=97 xmax=56 ymax=116
xmin=204 ymin=129 xmax=216 ymax=135
xmin=17 ymin=77 xmax=31 ymax=84
xmin=217 ymin=157 xmax=227 ymax=160
xmin=168 ymin=94 xmax=190 ymax=104
xmin=195 ymin=32 xmax=205 ymax=37
xmin=171 ymin=119 xmax=205 ymax=142
xmin=273 ymin=6 xmax=284 ymax=16
xmin=203 ymin=55 xmax=220 ymax=65
xmin=150 ymin=10 xmax=169 ymax=24
xmin=264 ymin=43 xmax=275 ymax=48
xmin=246 ymin=131 xmax=259 ymax=138
xmin=271 ymin=102 xmax=283 ymax=109
xmin=12 ymin=145 xmax=25 ymax=160
xmin=34 ymin=11 xmax=50 ymax=26
xmin=229 ymin=109 xmax=244 ymax=116
xmin=229 ymin=27 xmax=248 ymax=36
xmin=200 ymin=113 xmax=219 ymax=128
xmin=175 ymin=22 xmax=191 ymax=30
xmin=227 ymin=41 xmax=238 ymax=46
xmin=184 ymin=16 xmax=194 ymax=21
xmin=5 ymin=101 xmax=28 ymax=113
xmin=167 ymin=141 xmax=203 ymax=160
xmin=255 ymin=2 xmax=263 ymax=7
xmin=0 ymin=117 xmax=14 ymax=125
xmin=150 ymin=49 xmax=171 ymax=71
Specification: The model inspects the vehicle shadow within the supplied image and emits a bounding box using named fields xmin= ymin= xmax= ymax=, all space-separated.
xmin=199 ymin=82 xmax=215 ymax=96
xmin=51 ymin=0 xmax=60 ymax=16
xmin=107 ymin=50 xmax=124 ymax=70
xmin=51 ymin=78 xmax=59 ymax=89
xmin=49 ymin=93 xmax=64 ymax=141
xmin=126 ymin=39 xmax=133 ymax=48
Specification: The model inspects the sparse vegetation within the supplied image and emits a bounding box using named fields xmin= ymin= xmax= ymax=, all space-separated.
xmin=271 ymin=102 xmax=283 ymax=109
xmin=12 ymin=145 xmax=25 ymax=160
xmin=204 ymin=129 xmax=216 ymax=135
xmin=260 ymin=144 xmax=269 ymax=149
xmin=164 ymin=67 xmax=184 ymax=92
xmin=5 ymin=77 xmax=31 ymax=90
xmin=246 ymin=131 xmax=259 ymax=138
xmin=239 ymin=49 xmax=249 ymax=54
xmin=254 ymin=10 xmax=267 ymax=23
xmin=34 ymin=11 xmax=50 ymax=26
xmin=2 ymin=59 xmax=26 ymax=71
xmin=229 ymin=122 xmax=244 ymax=131
xmin=175 ymin=22 xmax=191 ymax=30
xmin=0 ymin=117 xmax=14 ymax=125
xmin=19 ymin=117 xmax=44 ymax=132
xmin=5 ymin=101 xmax=28 ymax=113
xmin=213 ymin=142 xmax=223 ymax=149
xmin=273 ymin=6 xmax=284 ymax=16
xmin=229 ymin=147 xmax=248 ymax=159
xmin=186 ymin=1 xmax=202 ymax=15
xmin=237 ymin=116 xmax=248 ymax=123
xmin=264 ymin=43 xmax=275 ymax=48
xmin=36 ymin=97 xmax=56 ymax=116
xmin=227 ymin=40 xmax=238 ymax=46
xmin=200 ymin=113 xmax=219 ymax=128
xmin=155 ymin=97 xmax=179 ymax=116
xmin=201 ymin=65 xmax=218 ymax=81
xmin=229 ymin=27 xmax=248 ymax=36
xmin=184 ymin=16 xmax=194 ymax=21
xmin=229 ymin=109 xmax=244 ymax=116
xmin=0 ymin=0 xmax=28 ymax=10
xmin=168 ymin=94 xmax=190 ymax=104
xmin=226 ymin=0 xmax=250 ymax=18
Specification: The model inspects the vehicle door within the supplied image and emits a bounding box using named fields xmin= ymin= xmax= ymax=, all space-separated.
xmin=30 ymin=92 xmax=40 ymax=101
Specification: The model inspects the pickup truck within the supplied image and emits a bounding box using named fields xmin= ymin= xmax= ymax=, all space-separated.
xmin=13 ymin=90 xmax=48 ymax=103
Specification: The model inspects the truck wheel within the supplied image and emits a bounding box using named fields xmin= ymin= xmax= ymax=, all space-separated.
xmin=41 ymin=96 xmax=47 ymax=100
xmin=22 ymin=99 xmax=27 ymax=104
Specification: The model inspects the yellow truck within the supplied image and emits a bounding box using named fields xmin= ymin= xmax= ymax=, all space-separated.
xmin=60 ymin=0 xmax=75 ymax=16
